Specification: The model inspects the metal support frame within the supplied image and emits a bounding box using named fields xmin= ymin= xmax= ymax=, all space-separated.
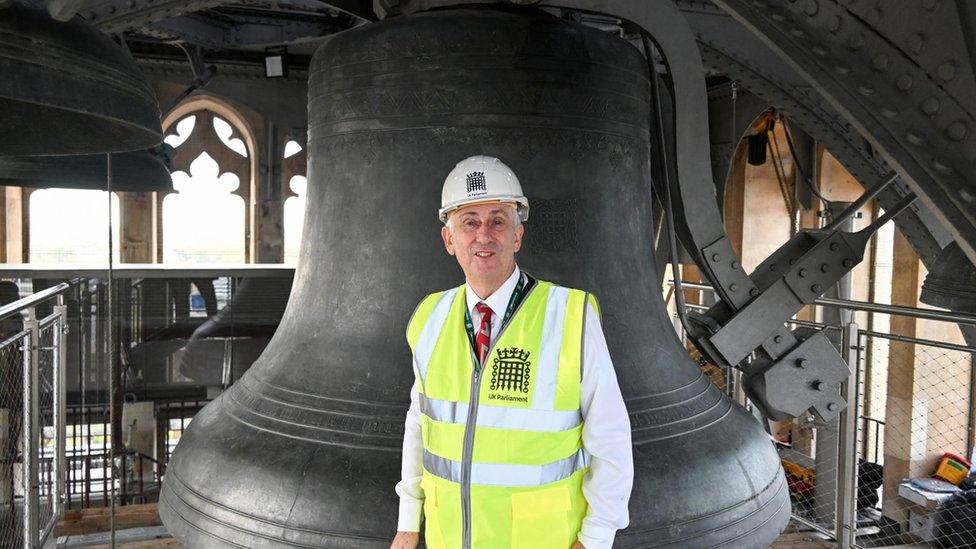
xmin=21 ymin=309 xmax=38 ymax=549
xmin=835 ymin=322 xmax=859 ymax=549
xmin=16 ymin=300 xmax=68 ymax=549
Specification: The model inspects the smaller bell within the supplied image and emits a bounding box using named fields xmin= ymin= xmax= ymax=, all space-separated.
xmin=179 ymin=277 xmax=293 ymax=383
xmin=0 ymin=146 xmax=174 ymax=192
xmin=0 ymin=0 xmax=162 ymax=155
xmin=921 ymin=242 xmax=976 ymax=313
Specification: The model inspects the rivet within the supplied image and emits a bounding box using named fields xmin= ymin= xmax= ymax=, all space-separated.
xmin=829 ymin=242 xmax=839 ymax=251
xmin=947 ymin=121 xmax=969 ymax=141
xmin=848 ymin=34 xmax=865 ymax=50
xmin=905 ymin=131 xmax=926 ymax=146
xmin=750 ymin=288 xmax=760 ymax=297
xmin=827 ymin=15 xmax=842 ymax=32
xmin=790 ymin=258 xmax=798 ymax=265
xmin=712 ymin=253 xmax=721 ymax=262
xmin=858 ymin=85 xmax=875 ymax=96
xmin=835 ymin=65 xmax=851 ymax=75
xmin=921 ymin=97 xmax=941 ymax=115
xmin=729 ymin=283 xmax=738 ymax=292
xmin=907 ymin=33 xmax=925 ymax=53
xmin=799 ymin=268 xmax=808 ymax=277
xmin=961 ymin=189 xmax=975 ymax=203
xmin=790 ymin=28 xmax=806 ymax=38
xmin=827 ymin=402 xmax=838 ymax=411
xmin=814 ymin=380 xmax=826 ymax=391
xmin=872 ymin=54 xmax=890 ymax=71
xmin=731 ymin=260 xmax=740 ymax=269
xmin=811 ymin=284 xmax=823 ymax=293
xmin=932 ymin=158 xmax=955 ymax=175
xmin=774 ymin=335 xmax=783 ymax=344
xmin=820 ymin=263 xmax=829 ymax=273
xmin=772 ymin=12 xmax=786 ymax=22
xmin=813 ymin=46 xmax=829 ymax=56
xmin=108 ymin=6 xmax=117 ymax=13
xmin=896 ymin=74 xmax=914 ymax=91
xmin=796 ymin=358 xmax=808 ymax=368
xmin=938 ymin=61 xmax=957 ymax=81
xmin=880 ymin=107 xmax=899 ymax=118
xmin=843 ymin=258 xmax=854 ymax=268
xmin=803 ymin=0 xmax=819 ymax=15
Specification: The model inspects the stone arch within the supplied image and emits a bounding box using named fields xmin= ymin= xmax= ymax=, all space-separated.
xmin=159 ymin=93 xmax=260 ymax=263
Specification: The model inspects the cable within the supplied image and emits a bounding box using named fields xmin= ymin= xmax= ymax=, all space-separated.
xmin=780 ymin=117 xmax=829 ymax=205
xmin=642 ymin=33 xmax=689 ymax=331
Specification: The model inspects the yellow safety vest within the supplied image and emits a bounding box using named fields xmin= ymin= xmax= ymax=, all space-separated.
xmin=406 ymin=279 xmax=596 ymax=549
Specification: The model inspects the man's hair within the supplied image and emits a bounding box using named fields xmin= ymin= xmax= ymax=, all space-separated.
xmin=445 ymin=205 xmax=522 ymax=233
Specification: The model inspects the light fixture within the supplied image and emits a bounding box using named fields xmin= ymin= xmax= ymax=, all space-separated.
xmin=264 ymin=46 xmax=288 ymax=78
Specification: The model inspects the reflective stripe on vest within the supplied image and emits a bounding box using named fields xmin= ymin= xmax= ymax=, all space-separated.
xmin=406 ymin=279 xmax=591 ymax=549
xmin=423 ymin=448 xmax=589 ymax=487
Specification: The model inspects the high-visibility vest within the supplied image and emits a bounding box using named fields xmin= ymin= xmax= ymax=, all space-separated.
xmin=407 ymin=279 xmax=596 ymax=549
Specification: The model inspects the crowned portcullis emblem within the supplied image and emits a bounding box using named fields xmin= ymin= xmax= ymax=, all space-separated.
xmin=490 ymin=347 xmax=531 ymax=394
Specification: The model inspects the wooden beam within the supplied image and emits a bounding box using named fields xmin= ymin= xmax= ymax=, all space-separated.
xmin=55 ymin=502 xmax=162 ymax=537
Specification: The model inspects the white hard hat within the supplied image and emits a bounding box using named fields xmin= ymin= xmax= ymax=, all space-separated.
xmin=439 ymin=155 xmax=530 ymax=223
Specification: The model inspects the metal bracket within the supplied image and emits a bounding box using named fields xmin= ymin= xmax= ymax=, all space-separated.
xmin=743 ymin=330 xmax=851 ymax=422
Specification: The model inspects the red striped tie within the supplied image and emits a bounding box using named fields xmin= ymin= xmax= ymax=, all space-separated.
xmin=474 ymin=302 xmax=493 ymax=365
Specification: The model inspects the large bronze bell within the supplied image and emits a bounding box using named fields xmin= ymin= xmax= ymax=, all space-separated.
xmin=160 ymin=7 xmax=789 ymax=547
xmin=0 ymin=146 xmax=174 ymax=192
xmin=0 ymin=0 xmax=162 ymax=155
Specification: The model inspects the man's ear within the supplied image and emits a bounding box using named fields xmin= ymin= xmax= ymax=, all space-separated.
xmin=513 ymin=223 xmax=524 ymax=253
xmin=441 ymin=225 xmax=456 ymax=256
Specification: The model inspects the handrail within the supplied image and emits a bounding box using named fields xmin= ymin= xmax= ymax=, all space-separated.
xmin=0 ymin=278 xmax=80 ymax=322
xmin=0 ymin=264 xmax=294 ymax=279
xmin=668 ymin=280 xmax=976 ymax=326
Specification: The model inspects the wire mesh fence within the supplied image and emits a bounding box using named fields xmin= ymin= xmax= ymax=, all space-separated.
xmin=0 ymin=330 xmax=27 ymax=547
xmin=852 ymin=331 xmax=976 ymax=548
xmin=36 ymin=319 xmax=59 ymax=541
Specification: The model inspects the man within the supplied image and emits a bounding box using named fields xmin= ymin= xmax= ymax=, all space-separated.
xmin=392 ymin=155 xmax=633 ymax=549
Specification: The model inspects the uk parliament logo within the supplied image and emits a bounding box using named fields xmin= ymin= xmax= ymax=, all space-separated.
xmin=466 ymin=171 xmax=487 ymax=194
xmin=490 ymin=347 xmax=531 ymax=394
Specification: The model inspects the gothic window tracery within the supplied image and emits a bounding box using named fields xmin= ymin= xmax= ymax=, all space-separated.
xmin=282 ymin=139 xmax=307 ymax=264
xmin=160 ymin=108 xmax=252 ymax=264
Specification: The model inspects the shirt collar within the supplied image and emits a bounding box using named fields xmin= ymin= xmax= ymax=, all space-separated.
xmin=466 ymin=265 xmax=522 ymax=318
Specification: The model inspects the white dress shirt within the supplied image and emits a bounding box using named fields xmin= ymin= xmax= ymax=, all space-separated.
xmin=396 ymin=266 xmax=634 ymax=549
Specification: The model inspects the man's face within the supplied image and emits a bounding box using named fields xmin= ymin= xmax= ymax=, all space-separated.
xmin=441 ymin=202 xmax=524 ymax=287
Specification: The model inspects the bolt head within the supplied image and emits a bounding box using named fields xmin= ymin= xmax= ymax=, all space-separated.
xmin=799 ymin=268 xmax=808 ymax=277
xmin=749 ymin=288 xmax=760 ymax=297
xmin=820 ymin=263 xmax=829 ymax=273
xmin=711 ymin=253 xmax=721 ymax=262
xmin=843 ymin=259 xmax=854 ymax=268
xmin=797 ymin=358 xmax=808 ymax=368
xmin=731 ymin=260 xmax=740 ymax=270
xmin=814 ymin=380 xmax=826 ymax=392
xmin=811 ymin=284 xmax=823 ymax=293
xmin=729 ymin=283 xmax=738 ymax=292
xmin=829 ymin=242 xmax=839 ymax=251
xmin=770 ymin=263 xmax=778 ymax=272
xmin=827 ymin=402 xmax=838 ymax=412
xmin=773 ymin=335 xmax=783 ymax=344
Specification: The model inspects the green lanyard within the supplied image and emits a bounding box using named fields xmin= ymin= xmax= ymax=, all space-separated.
xmin=464 ymin=272 xmax=527 ymax=365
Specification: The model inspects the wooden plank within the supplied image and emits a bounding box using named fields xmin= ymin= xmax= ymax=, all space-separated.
xmin=55 ymin=503 xmax=162 ymax=536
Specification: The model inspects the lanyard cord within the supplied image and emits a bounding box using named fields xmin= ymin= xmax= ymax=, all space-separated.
xmin=463 ymin=271 xmax=528 ymax=353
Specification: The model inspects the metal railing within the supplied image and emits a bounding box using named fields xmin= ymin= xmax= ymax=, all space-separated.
xmin=0 ymin=281 xmax=74 ymax=548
